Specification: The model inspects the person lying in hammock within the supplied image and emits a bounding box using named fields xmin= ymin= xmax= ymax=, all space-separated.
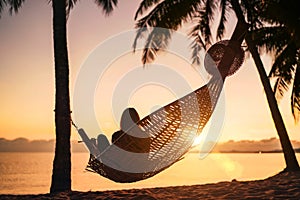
xmin=96 ymin=108 xmax=151 ymax=154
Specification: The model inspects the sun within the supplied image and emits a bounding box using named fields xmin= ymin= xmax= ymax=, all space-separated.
xmin=192 ymin=135 xmax=204 ymax=146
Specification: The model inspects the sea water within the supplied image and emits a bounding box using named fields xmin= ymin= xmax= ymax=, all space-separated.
xmin=0 ymin=152 xmax=298 ymax=194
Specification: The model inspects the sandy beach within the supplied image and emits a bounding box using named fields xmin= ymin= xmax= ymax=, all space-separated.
xmin=1 ymin=171 xmax=299 ymax=199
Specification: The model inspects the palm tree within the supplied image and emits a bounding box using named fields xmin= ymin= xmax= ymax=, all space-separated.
xmin=0 ymin=0 xmax=118 ymax=193
xmin=249 ymin=0 xmax=300 ymax=123
xmin=231 ymin=0 xmax=299 ymax=171
xmin=133 ymin=0 xmax=300 ymax=171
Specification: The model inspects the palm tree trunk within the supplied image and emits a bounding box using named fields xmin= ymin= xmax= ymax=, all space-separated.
xmin=230 ymin=0 xmax=300 ymax=171
xmin=50 ymin=0 xmax=72 ymax=193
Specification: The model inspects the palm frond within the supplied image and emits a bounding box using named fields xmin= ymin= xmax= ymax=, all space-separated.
xmin=190 ymin=40 xmax=202 ymax=66
xmin=189 ymin=19 xmax=206 ymax=65
xmin=133 ymin=27 xmax=148 ymax=53
xmin=269 ymin=43 xmax=297 ymax=80
xmin=134 ymin=0 xmax=202 ymax=63
xmin=135 ymin=0 xmax=201 ymax=30
xmin=239 ymin=0 xmax=251 ymax=24
xmin=190 ymin=35 xmax=205 ymax=66
xmin=141 ymin=27 xmax=172 ymax=64
xmin=196 ymin=9 xmax=211 ymax=45
xmin=260 ymin=0 xmax=300 ymax=33
xmin=291 ymin=57 xmax=300 ymax=123
xmin=250 ymin=26 xmax=290 ymax=55
xmin=270 ymin=43 xmax=298 ymax=110
xmin=0 ymin=0 xmax=7 ymax=18
xmin=216 ymin=0 xmax=228 ymax=40
xmin=6 ymin=0 xmax=25 ymax=15
xmin=66 ymin=0 xmax=79 ymax=16
xmin=240 ymin=0 xmax=263 ymax=31
xmin=273 ymin=77 xmax=289 ymax=102
xmin=204 ymin=0 xmax=215 ymax=20
xmin=201 ymin=0 xmax=216 ymax=44
xmin=134 ymin=0 xmax=160 ymax=20
xmin=94 ymin=0 xmax=118 ymax=16
xmin=196 ymin=0 xmax=218 ymax=45
xmin=133 ymin=0 xmax=170 ymax=51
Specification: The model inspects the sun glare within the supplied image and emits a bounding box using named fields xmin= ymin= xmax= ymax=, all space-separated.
xmin=212 ymin=154 xmax=243 ymax=178
xmin=192 ymin=135 xmax=203 ymax=146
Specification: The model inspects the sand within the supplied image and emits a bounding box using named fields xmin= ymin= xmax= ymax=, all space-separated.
xmin=1 ymin=171 xmax=300 ymax=199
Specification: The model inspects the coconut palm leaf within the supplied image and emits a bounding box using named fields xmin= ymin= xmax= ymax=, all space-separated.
xmin=198 ymin=5 xmax=212 ymax=45
xmin=192 ymin=0 xmax=216 ymax=45
xmin=292 ymin=64 xmax=300 ymax=122
xmin=250 ymin=26 xmax=298 ymax=87
xmin=249 ymin=0 xmax=300 ymax=123
xmin=252 ymin=23 xmax=300 ymax=122
xmin=135 ymin=0 xmax=202 ymax=28
xmin=251 ymin=26 xmax=290 ymax=55
xmin=240 ymin=0 xmax=264 ymax=31
xmin=65 ymin=0 xmax=118 ymax=17
xmin=260 ymin=0 xmax=300 ymax=30
xmin=4 ymin=0 xmax=25 ymax=14
xmin=134 ymin=0 xmax=203 ymax=64
xmin=269 ymin=43 xmax=297 ymax=80
xmin=0 ymin=0 xmax=7 ymax=17
xmin=95 ymin=0 xmax=118 ymax=16
xmin=269 ymin=43 xmax=297 ymax=104
xmin=189 ymin=0 xmax=228 ymax=65
xmin=189 ymin=23 xmax=206 ymax=65
xmin=134 ymin=0 xmax=226 ymax=64
xmin=216 ymin=0 xmax=229 ymax=40
xmin=186 ymin=8 xmax=212 ymax=64
xmin=258 ymin=0 xmax=300 ymax=51
xmin=66 ymin=0 xmax=78 ymax=16
xmin=273 ymin=77 xmax=289 ymax=102
xmin=134 ymin=0 xmax=161 ymax=20
xmin=141 ymin=27 xmax=172 ymax=64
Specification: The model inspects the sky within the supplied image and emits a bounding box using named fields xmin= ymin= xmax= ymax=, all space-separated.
xmin=0 ymin=0 xmax=299 ymax=143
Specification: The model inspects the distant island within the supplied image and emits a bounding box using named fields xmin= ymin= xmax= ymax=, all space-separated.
xmin=0 ymin=137 xmax=86 ymax=152
xmin=192 ymin=137 xmax=300 ymax=154
xmin=0 ymin=137 xmax=300 ymax=153
xmin=191 ymin=148 xmax=300 ymax=154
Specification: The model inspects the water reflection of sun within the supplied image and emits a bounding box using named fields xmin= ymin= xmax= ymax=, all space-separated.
xmin=191 ymin=134 xmax=244 ymax=179
xmin=213 ymin=154 xmax=243 ymax=178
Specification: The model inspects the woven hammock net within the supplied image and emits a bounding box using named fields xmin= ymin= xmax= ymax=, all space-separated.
xmin=79 ymin=40 xmax=245 ymax=183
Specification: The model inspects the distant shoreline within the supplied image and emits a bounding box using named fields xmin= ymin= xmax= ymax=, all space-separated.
xmin=1 ymin=137 xmax=300 ymax=153
xmin=191 ymin=148 xmax=300 ymax=154
xmin=1 ymin=150 xmax=300 ymax=153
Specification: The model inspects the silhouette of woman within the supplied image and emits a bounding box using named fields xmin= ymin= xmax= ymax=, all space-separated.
xmin=112 ymin=108 xmax=150 ymax=153
xmin=94 ymin=108 xmax=150 ymax=154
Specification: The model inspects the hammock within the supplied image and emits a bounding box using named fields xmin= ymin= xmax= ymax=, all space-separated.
xmin=77 ymin=40 xmax=245 ymax=183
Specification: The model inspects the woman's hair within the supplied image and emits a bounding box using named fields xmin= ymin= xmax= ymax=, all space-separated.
xmin=120 ymin=108 xmax=140 ymax=131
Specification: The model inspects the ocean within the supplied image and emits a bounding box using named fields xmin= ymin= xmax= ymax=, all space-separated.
xmin=0 ymin=152 xmax=298 ymax=194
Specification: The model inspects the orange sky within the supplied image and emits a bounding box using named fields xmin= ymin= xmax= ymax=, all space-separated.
xmin=0 ymin=1 xmax=299 ymax=142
